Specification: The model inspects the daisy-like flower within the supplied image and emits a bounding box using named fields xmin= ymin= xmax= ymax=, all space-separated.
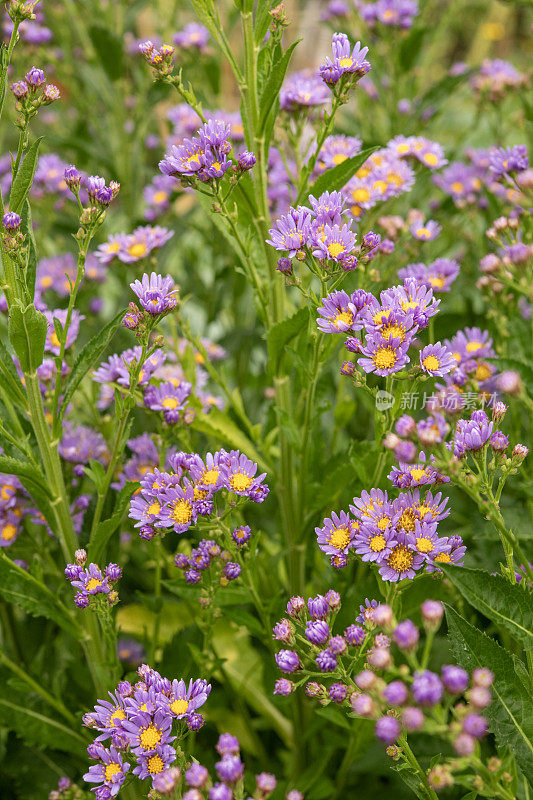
xmin=419 ymin=343 xmax=455 ymax=376
xmin=411 ymin=489 xmax=450 ymax=523
xmin=427 ymin=535 xmax=466 ymax=572
xmin=350 ymin=488 xmax=388 ymax=520
xmin=189 ymin=452 xmax=225 ymax=492
xmin=315 ymin=510 xmax=356 ymax=556
xmin=129 ymin=494 xmax=163 ymax=528
xmin=92 ymin=692 xmax=128 ymax=739
xmin=355 ymin=598 xmax=379 ymax=626
xmin=354 ymin=523 xmax=396 ymax=563
xmin=279 ymin=70 xmax=331 ymax=112
xmin=382 ymin=279 xmax=439 ymax=329
xmin=405 ymin=520 xmax=451 ymax=562
xmin=489 ymin=144 xmax=528 ymax=180
xmin=314 ymin=135 xmax=362 ymax=172
xmin=173 ymin=22 xmax=209 ymax=51
xmin=445 ymin=327 xmax=495 ymax=363
xmin=389 ymin=452 xmax=448 ymax=489
xmin=120 ymin=225 xmax=174 ymax=263
xmin=379 ymin=542 xmax=424 ymax=582
xmin=223 ymin=452 xmax=267 ymax=497
xmin=160 ymin=137 xmax=205 ymax=178
xmin=311 ymin=222 xmax=357 ymax=263
xmin=121 ymin=709 xmax=175 ymax=756
xmin=316 ymin=290 xmax=364 ymax=334
xmin=266 ymin=207 xmax=313 ymax=256
xmin=358 ymin=333 xmax=410 ymax=376
xmin=308 ymin=190 xmax=346 ymax=223
xmin=319 ymin=33 xmax=370 ymax=86
xmin=70 ymin=563 xmax=110 ymax=597
xmin=133 ymin=744 xmax=177 ymax=784
xmin=84 ymin=745 xmax=130 ymax=797
xmin=130 ymin=273 xmax=178 ymax=316
xmin=398 ymin=258 xmax=460 ymax=292
xmin=157 ymin=482 xmax=197 ymax=533
xmin=144 ymin=381 xmax=192 ymax=424
xmin=163 ymin=678 xmax=211 ymax=719
xmin=410 ymin=219 xmax=441 ymax=241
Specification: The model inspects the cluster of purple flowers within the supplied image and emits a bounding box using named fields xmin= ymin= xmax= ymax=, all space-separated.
xmin=398 ymin=257 xmax=460 ymax=293
xmin=316 ymin=278 xmax=456 ymax=381
xmin=65 ymin=551 xmax=122 ymax=610
xmin=96 ymin=224 xmax=174 ymax=264
xmin=173 ymin=22 xmax=210 ymax=52
xmin=318 ymin=33 xmax=370 ymax=87
xmin=11 ymin=65 xmax=60 ymax=110
xmin=174 ymin=525 xmax=255 ymax=587
xmin=316 ymin=470 xmax=464 ymax=581
xmin=470 ymin=58 xmax=528 ymax=100
xmin=274 ymin=596 xmax=492 ymax=767
xmin=355 ymin=0 xmax=419 ymax=28
xmin=478 ymin=212 xmax=533 ymax=313
xmin=128 ymin=449 xmax=269 ymax=539
xmin=83 ymin=664 xmax=211 ymax=794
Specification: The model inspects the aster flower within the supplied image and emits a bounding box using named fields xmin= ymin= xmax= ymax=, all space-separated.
xmin=319 ymin=33 xmax=370 ymax=86
xmin=382 ymin=279 xmax=439 ymax=329
xmin=163 ymin=678 xmax=211 ymax=719
xmin=311 ymin=222 xmax=357 ymax=263
xmin=354 ymin=523 xmax=397 ymax=563
xmin=315 ymin=135 xmax=362 ymax=172
xmin=266 ymin=207 xmax=313 ymax=256
xmin=84 ymin=745 xmax=130 ymax=797
xmin=405 ymin=520 xmax=451 ymax=562
xmin=174 ymin=22 xmax=210 ymax=51
xmin=410 ymin=219 xmax=441 ymax=241
xmin=279 ymin=70 xmax=330 ymax=112
xmin=144 ymin=381 xmax=192 ymax=424
xmin=130 ymin=273 xmax=178 ymax=316
xmin=355 ymin=598 xmax=379 ymax=626
xmin=157 ymin=482 xmax=197 ymax=533
xmin=222 ymin=452 xmax=266 ymax=496
xmin=350 ymin=488 xmax=388 ymax=520
xmin=378 ymin=542 xmax=424 ymax=581
xmin=358 ymin=333 xmax=410 ymax=376
xmin=121 ymin=709 xmax=175 ymax=756
xmin=316 ymin=290 xmax=359 ymax=333
xmin=419 ymin=343 xmax=455 ymax=377
xmin=315 ymin=510 xmax=356 ymax=555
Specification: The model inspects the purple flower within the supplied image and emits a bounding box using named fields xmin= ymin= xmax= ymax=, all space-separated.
xmin=83 ymin=746 xmax=130 ymax=797
xmin=307 ymin=594 xmax=330 ymax=619
xmin=441 ymin=665 xmax=469 ymax=694
xmin=144 ymin=382 xmax=191 ymax=424
xmin=410 ymin=219 xmax=441 ymax=241
xmin=419 ymin=343 xmax=455 ymax=376
xmin=490 ymin=145 xmax=528 ymax=179
xmin=345 ymin=624 xmax=366 ymax=646
xmin=256 ymin=772 xmax=277 ymax=794
xmin=26 ymin=66 xmax=46 ymax=87
xmin=315 ymin=510 xmax=355 ymax=555
xmin=185 ymin=763 xmax=209 ymax=788
xmin=463 ymin=713 xmax=488 ymax=738
xmin=132 ymin=744 xmax=177 ymax=782
xmin=237 ymin=151 xmax=256 ymax=171
xmin=275 ymin=650 xmax=300 ymax=673
xmin=393 ymin=620 xmax=419 ymax=650
xmin=383 ymin=681 xmax=408 ymax=706
xmin=274 ymin=678 xmax=294 ymax=696
xmin=215 ymin=754 xmax=244 ymax=783
xmin=121 ymin=709 xmax=174 ymax=756
xmin=401 ymin=706 xmax=424 ymax=731
xmin=266 ymin=207 xmax=313 ymax=256
xmin=209 ymin=784 xmax=233 ymax=800
xmin=279 ymin=70 xmax=330 ymax=112
xmin=311 ymin=223 xmax=357 ymax=263
xmin=329 ymin=683 xmax=348 ymax=703
xmin=130 ymin=272 xmax=177 ymax=316
xmin=216 ymin=733 xmax=240 ymax=755
xmin=374 ymin=715 xmax=401 ymax=744
xmin=3 ymin=212 xmax=21 ymax=230
xmin=319 ymin=33 xmax=371 ymax=86
xmin=412 ymin=670 xmax=443 ymax=706
xmin=315 ymin=648 xmax=337 ymax=672
xmin=174 ymin=22 xmax=210 ymax=51
xmin=305 ymin=620 xmax=330 ymax=645
xmin=358 ymin=334 xmax=410 ymax=377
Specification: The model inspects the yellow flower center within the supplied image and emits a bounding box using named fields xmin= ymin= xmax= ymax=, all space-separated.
xmin=476 ymin=363 xmax=492 ymax=381
xmin=139 ymin=723 xmax=162 ymax=750
xmin=230 ymin=472 xmax=253 ymax=492
xmin=194 ymin=486 xmax=208 ymax=501
xmin=429 ymin=276 xmax=445 ymax=289
xmin=86 ymin=578 xmax=102 ymax=592
xmin=423 ymin=152 xmax=438 ymax=166
xmin=373 ymin=308 xmax=391 ymax=324
xmin=350 ymin=205 xmax=362 ymax=218
xmin=1 ymin=524 xmax=17 ymax=541
xmin=416 ymin=227 xmax=430 ymax=238
xmin=377 ymin=516 xmax=390 ymax=531
xmin=410 ymin=468 xmax=428 ymax=482
xmin=398 ymin=509 xmax=416 ymax=531
xmin=110 ymin=707 xmax=126 ymax=726
xmin=416 ymin=537 xmax=434 ymax=553
xmin=41 ymin=275 xmax=53 ymax=288
xmin=148 ymin=755 xmax=165 ymax=775
xmin=328 ymin=242 xmax=345 ymax=258
xmin=352 ymin=188 xmax=370 ymax=203
xmin=381 ymin=323 xmax=405 ymax=341
xmin=451 ymin=181 xmax=464 ymax=193
xmin=388 ymin=544 xmax=414 ymax=572
xmin=332 ymin=152 xmax=348 ymax=164
xmin=373 ymin=180 xmax=387 ymax=193
xmin=333 ymin=311 xmax=353 ymax=328
xmin=338 ymin=58 xmax=353 ymax=68
xmin=397 ymin=143 xmax=410 ymax=154
xmin=170 ymin=698 xmax=189 ymax=715
xmin=107 ymin=241 xmax=121 ymax=253
xmin=162 ymin=397 xmax=179 ymax=410
xmin=434 ymin=552 xmax=451 ymax=563
xmin=128 ymin=242 xmax=148 ymax=258
xmin=105 ymin=763 xmax=122 ymax=780
xmin=418 ymin=504 xmax=432 ymax=518
xmin=466 ymin=341 xmax=482 ymax=352
xmin=147 ymin=502 xmax=160 ymax=517
xmin=422 ymin=355 xmax=440 ymax=371
xmin=172 ymin=500 xmax=193 ymax=524
xmin=153 ymin=191 xmax=168 ymax=204
xmin=373 ymin=347 xmax=397 ymax=370
xmin=356 ymin=167 xmax=370 ymax=178
xmin=328 ymin=527 xmax=351 ymax=550
xmin=369 ymin=534 xmax=386 ymax=552
xmin=50 ymin=332 xmax=61 ymax=348
xmin=202 ymin=469 xmax=219 ymax=485
xmin=400 ymin=299 xmax=419 ymax=311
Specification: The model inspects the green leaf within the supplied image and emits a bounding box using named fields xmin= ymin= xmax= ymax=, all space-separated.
xmin=0 ymin=455 xmax=50 ymax=495
xmin=8 ymin=137 xmax=43 ymax=213
xmin=8 ymin=302 xmax=47 ymax=372
xmin=315 ymin=705 xmax=351 ymax=731
xmin=0 ymin=552 xmax=83 ymax=639
xmin=0 ymin=696 xmax=86 ymax=756
xmin=0 ymin=336 xmax=26 ymax=406
xmin=88 ymin=25 xmax=124 ymax=81
xmin=446 ymin=604 xmax=533 ymax=784
xmin=441 ymin=565 xmax=533 ymax=651
xmin=88 ymin=482 xmax=138 ymax=563
xmin=399 ymin=25 xmax=425 ymax=71
xmin=259 ymin=39 xmax=300 ymax=129
xmin=305 ymin=146 xmax=380 ymax=200
xmin=267 ymin=306 xmax=310 ymax=375
xmin=190 ymin=406 xmax=270 ymax=472
xmin=59 ymin=308 xmax=125 ymax=422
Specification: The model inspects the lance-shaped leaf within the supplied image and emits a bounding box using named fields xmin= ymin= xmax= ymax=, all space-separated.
xmin=0 ymin=336 xmax=26 ymax=406
xmin=267 ymin=306 xmax=310 ymax=376
xmin=0 ymin=552 xmax=83 ymax=639
xmin=259 ymin=40 xmax=300 ymax=130
xmin=9 ymin=137 xmax=43 ymax=213
xmin=441 ymin=564 xmax=533 ymax=651
xmin=305 ymin=146 xmax=380 ymax=200
xmin=0 ymin=696 xmax=86 ymax=756
xmin=89 ymin=482 xmax=139 ymax=563
xmin=59 ymin=308 xmax=125 ymax=423
xmin=446 ymin=604 xmax=533 ymax=784
xmin=8 ymin=302 xmax=47 ymax=372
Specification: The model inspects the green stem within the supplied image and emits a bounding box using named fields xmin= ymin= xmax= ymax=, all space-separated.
xmin=150 ymin=537 xmax=163 ymax=665
xmin=398 ymin=735 xmax=439 ymax=800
